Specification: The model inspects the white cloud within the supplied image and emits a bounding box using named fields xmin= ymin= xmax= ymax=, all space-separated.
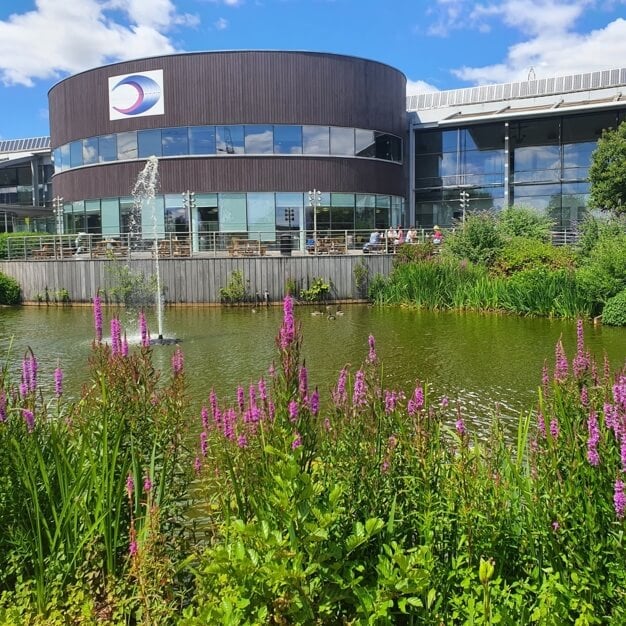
xmin=454 ymin=15 xmax=626 ymax=84
xmin=0 ymin=0 xmax=198 ymax=87
xmin=214 ymin=16 xmax=229 ymax=29
xmin=406 ymin=79 xmax=440 ymax=96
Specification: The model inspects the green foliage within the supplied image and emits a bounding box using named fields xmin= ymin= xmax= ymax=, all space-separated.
xmin=444 ymin=212 xmax=504 ymax=266
xmin=602 ymin=289 xmax=626 ymax=325
xmin=588 ymin=120 xmax=626 ymax=216
xmin=0 ymin=272 xmax=20 ymax=305
xmin=0 ymin=232 xmax=49 ymax=260
xmin=494 ymin=236 xmax=576 ymax=276
xmin=393 ymin=241 xmax=436 ymax=265
xmin=497 ymin=205 xmax=554 ymax=241
xmin=300 ymin=276 xmax=331 ymax=302
xmin=219 ymin=269 xmax=249 ymax=304
xmin=576 ymin=216 xmax=624 ymax=258
xmin=575 ymin=232 xmax=626 ymax=306
xmin=353 ymin=260 xmax=370 ymax=298
xmin=284 ymin=276 xmax=296 ymax=296
xmin=105 ymin=262 xmax=159 ymax=308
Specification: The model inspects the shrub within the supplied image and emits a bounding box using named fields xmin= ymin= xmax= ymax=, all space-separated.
xmin=0 ymin=232 xmax=49 ymax=260
xmin=444 ymin=213 xmax=503 ymax=266
xmin=497 ymin=205 xmax=554 ymax=241
xmin=602 ymin=289 xmax=626 ymax=326
xmin=393 ymin=241 xmax=436 ymax=265
xmin=219 ymin=269 xmax=248 ymax=303
xmin=300 ymin=277 xmax=331 ymax=302
xmin=0 ymin=272 xmax=20 ymax=305
xmin=493 ymin=236 xmax=576 ymax=276
xmin=577 ymin=216 xmax=624 ymax=259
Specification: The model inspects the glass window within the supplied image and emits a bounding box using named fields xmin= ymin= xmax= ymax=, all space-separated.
xmin=330 ymin=193 xmax=355 ymax=230
xmin=189 ymin=126 xmax=215 ymax=155
xmin=442 ymin=130 xmax=459 ymax=153
xmin=274 ymin=126 xmax=302 ymax=154
xmin=245 ymin=125 xmax=274 ymax=154
xmin=562 ymin=142 xmax=595 ymax=181
xmin=391 ymin=196 xmax=403 ymax=228
xmin=52 ymin=148 xmax=63 ymax=172
xmin=219 ymin=193 xmax=247 ymax=231
xmin=60 ymin=144 xmax=70 ymax=171
xmin=415 ymin=130 xmax=443 ymax=154
xmin=355 ymin=129 xmax=376 ymax=158
xmin=194 ymin=194 xmax=219 ymax=250
xmin=247 ymin=192 xmax=275 ymax=240
xmin=415 ymin=154 xmax=443 ymax=185
xmin=355 ymin=194 xmax=376 ymax=230
xmin=303 ymin=126 xmax=329 ymax=154
xmin=330 ymin=127 xmax=354 ymax=156
xmin=69 ymin=141 xmax=83 ymax=168
xmin=513 ymin=145 xmax=560 ymax=183
xmin=82 ymin=138 xmax=98 ymax=165
xmin=216 ymin=125 xmax=244 ymax=154
xmin=99 ymin=135 xmax=117 ymax=162
xmin=562 ymin=111 xmax=618 ymax=143
xmin=375 ymin=195 xmax=390 ymax=229
xmin=305 ymin=192 xmax=331 ymax=230
xmin=462 ymin=124 xmax=505 ymax=151
xmin=375 ymin=132 xmax=401 ymax=161
xmin=512 ymin=183 xmax=562 ymax=213
xmin=137 ymin=129 xmax=162 ymax=158
xmin=164 ymin=194 xmax=187 ymax=233
xmin=119 ymin=197 xmax=135 ymax=234
xmin=101 ymin=197 xmax=120 ymax=236
xmin=276 ymin=192 xmax=303 ymax=230
xmin=117 ymin=131 xmax=138 ymax=160
xmin=511 ymin=118 xmax=560 ymax=147
xmin=85 ymin=199 xmax=101 ymax=234
xmin=162 ymin=127 xmax=189 ymax=156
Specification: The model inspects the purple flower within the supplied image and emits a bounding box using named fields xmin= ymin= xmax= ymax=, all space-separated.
xmin=194 ymin=457 xmax=202 ymax=473
xmin=551 ymin=521 xmax=560 ymax=532
xmin=237 ymin=434 xmax=248 ymax=449
xmin=440 ymin=396 xmax=449 ymax=408
xmin=223 ymin=408 xmax=236 ymax=440
xmin=278 ymin=296 xmax=295 ymax=350
xmin=572 ymin=320 xmax=590 ymax=379
xmin=298 ymin=366 xmax=308 ymax=401
xmin=604 ymin=403 xmax=618 ymax=436
xmin=200 ymin=430 xmax=208 ymax=457
xmin=456 ymin=418 xmax=466 ymax=437
xmin=291 ymin=433 xmax=302 ymax=449
xmin=248 ymin=384 xmax=257 ymax=410
xmin=126 ymin=474 xmax=134 ymax=498
xmin=129 ymin=540 xmax=138 ymax=556
xmin=19 ymin=382 xmax=27 ymax=398
xmin=367 ymin=334 xmax=377 ymax=364
xmin=201 ymin=405 xmax=209 ymax=430
xmin=614 ymin=479 xmax=625 ymax=519
xmin=580 ymin=386 xmax=589 ymax=407
xmin=621 ymin=433 xmax=626 ymax=472
xmin=139 ymin=310 xmax=150 ymax=347
xmin=288 ymin=400 xmax=299 ymax=422
xmin=549 ymin=418 xmax=560 ymax=439
xmin=237 ymin=386 xmax=245 ymax=413
xmin=384 ymin=390 xmax=397 ymax=414
xmin=268 ymin=402 xmax=276 ymax=422
xmin=413 ymin=386 xmax=424 ymax=410
xmin=54 ymin=366 xmax=63 ymax=398
xmin=143 ymin=475 xmax=152 ymax=493
xmin=121 ymin=334 xmax=129 ymax=357
xmin=554 ymin=340 xmax=568 ymax=382
xmin=352 ymin=370 xmax=367 ymax=407
xmin=0 ymin=391 xmax=6 ymax=422
xmin=171 ymin=347 xmax=184 ymax=375
xmin=22 ymin=355 xmax=38 ymax=393
xmin=258 ymin=378 xmax=267 ymax=402
xmin=93 ymin=294 xmax=103 ymax=342
xmin=332 ymin=368 xmax=348 ymax=406
xmin=537 ymin=411 xmax=546 ymax=438
xmin=586 ymin=411 xmax=600 ymax=466
xmin=309 ymin=388 xmax=319 ymax=416
xmin=614 ymin=376 xmax=626 ymax=412
xmin=110 ymin=318 xmax=122 ymax=356
xmin=22 ymin=409 xmax=34 ymax=433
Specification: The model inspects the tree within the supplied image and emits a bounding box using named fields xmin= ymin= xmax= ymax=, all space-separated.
xmin=588 ymin=121 xmax=626 ymax=217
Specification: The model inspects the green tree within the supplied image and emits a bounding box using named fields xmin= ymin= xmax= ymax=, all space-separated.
xmin=588 ymin=121 xmax=626 ymax=216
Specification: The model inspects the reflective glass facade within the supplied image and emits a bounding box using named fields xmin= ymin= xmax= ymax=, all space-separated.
xmin=53 ymin=124 xmax=403 ymax=172
xmin=413 ymin=109 xmax=626 ymax=228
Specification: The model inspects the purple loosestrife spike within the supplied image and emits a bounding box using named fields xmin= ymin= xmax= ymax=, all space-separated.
xmin=268 ymin=363 xmax=276 ymax=378
xmin=201 ymin=406 xmax=209 ymax=430
xmin=93 ymin=294 xmax=103 ymax=342
xmin=139 ymin=311 xmax=150 ymax=347
xmin=129 ymin=540 xmax=138 ymax=557
xmin=554 ymin=340 xmax=568 ymax=382
xmin=54 ymin=365 xmax=63 ymax=398
xmin=614 ymin=479 xmax=625 ymax=519
xmin=143 ymin=476 xmax=152 ymax=493
xmin=237 ymin=434 xmax=248 ymax=449
xmin=298 ymin=366 xmax=308 ymax=401
xmin=209 ymin=390 xmax=218 ymax=418
xmin=279 ymin=296 xmax=295 ymax=350
xmin=200 ymin=431 xmax=208 ymax=457
xmin=620 ymin=433 xmax=626 ymax=472
xmin=573 ymin=319 xmax=591 ymax=379
xmin=333 ymin=368 xmax=348 ymax=406
xmin=537 ymin=411 xmax=546 ymax=438
xmin=614 ymin=376 xmax=626 ymax=411
xmin=552 ymin=521 xmax=560 ymax=532
xmin=352 ymin=370 xmax=367 ymax=407
xmin=309 ymin=388 xmax=320 ymax=416
xmin=580 ymin=386 xmax=589 ymax=407
xmin=22 ymin=409 xmax=34 ymax=433
xmin=126 ymin=474 xmax=134 ymax=499
xmin=604 ymin=403 xmax=618 ymax=437
xmin=456 ymin=419 xmax=466 ymax=437
xmin=367 ymin=334 xmax=377 ymax=364
xmin=121 ymin=334 xmax=129 ymax=357
xmin=248 ymin=384 xmax=257 ymax=409
xmin=110 ymin=318 xmax=122 ymax=356
xmin=223 ymin=408 xmax=236 ymax=440
xmin=0 ymin=391 xmax=6 ymax=422
xmin=587 ymin=411 xmax=600 ymax=466
xmin=441 ymin=396 xmax=449 ymax=408
xmin=171 ymin=347 xmax=184 ymax=375
xmin=384 ymin=390 xmax=396 ymax=414
xmin=258 ymin=378 xmax=267 ymax=403
xmin=550 ymin=419 xmax=560 ymax=439
xmin=288 ymin=400 xmax=299 ymax=422
xmin=291 ymin=433 xmax=302 ymax=449
xmin=268 ymin=401 xmax=275 ymax=421
xmin=237 ymin=386 xmax=245 ymax=413
xmin=194 ymin=457 xmax=202 ymax=473
xmin=407 ymin=398 xmax=417 ymax=417
xmin=19 ymin=382 xmax=27 ymax=398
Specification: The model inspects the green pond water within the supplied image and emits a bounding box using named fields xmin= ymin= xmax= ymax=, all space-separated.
xmin=1 ymin=304 xmax=625 ymax=433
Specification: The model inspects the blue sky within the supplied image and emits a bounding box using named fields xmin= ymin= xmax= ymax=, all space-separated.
xmin=1 ymin=0 xmax=626 ymax=140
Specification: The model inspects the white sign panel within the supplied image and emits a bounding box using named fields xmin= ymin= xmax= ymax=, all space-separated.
xmin=108 ymin=70 xmax=164 ymax=121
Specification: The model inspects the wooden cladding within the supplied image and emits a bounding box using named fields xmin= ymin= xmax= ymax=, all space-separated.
xmin=52 ymin=156 xmax=406 ymax=200
xmin=49 ymin=51 xmax=407 ymax=147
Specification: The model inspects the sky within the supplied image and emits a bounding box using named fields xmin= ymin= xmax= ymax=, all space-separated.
xmin=1 ymin=0 xmax=626 ymax=140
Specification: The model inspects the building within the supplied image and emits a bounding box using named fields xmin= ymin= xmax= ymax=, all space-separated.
xmin=408 ymin=68 xmax=626 ymax=228
xmin=7 ymin=56 xmax=626 ymax=236
xmin=47 ymin=51 xmax=406 ymax=243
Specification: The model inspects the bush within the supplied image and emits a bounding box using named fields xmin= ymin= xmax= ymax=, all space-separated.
xmin=0 ymin=232 xmax=49 ymax=260
xmin=300 ymin=277 xmax=331 ymax=302
xmin=0 ymin=272 xmax=20 ymax=305
xmin=493 ymin=236 xmax=576 ymax=276
xmin=393 ymin=241 xmax=436 ymax=265
xmin=219 ymin=269 xmax=249 ymax=304
xmin=602 ymin=289 xmax=626 ymax=326
xmin=443 ymin=213 xmax=503 ymax=266
xmin=497 ymin=205 xmax=554 ymax=241
xmin=577 ymin=216 xmax=624 ymax=258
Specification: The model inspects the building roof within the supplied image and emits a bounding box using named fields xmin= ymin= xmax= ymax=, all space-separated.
xmin=0 ymin=137 xmax=50 ymax=154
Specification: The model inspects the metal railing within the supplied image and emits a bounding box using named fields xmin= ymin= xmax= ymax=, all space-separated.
xmin=0 ymin=228 xmax=582 ymax=261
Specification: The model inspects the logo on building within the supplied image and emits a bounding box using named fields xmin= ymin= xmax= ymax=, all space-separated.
xmin=108 ymin=70 xmax=164 ymax=120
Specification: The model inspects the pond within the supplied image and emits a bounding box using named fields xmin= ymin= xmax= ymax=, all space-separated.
xmin=1 ymin=303 xmax=625 ymax=433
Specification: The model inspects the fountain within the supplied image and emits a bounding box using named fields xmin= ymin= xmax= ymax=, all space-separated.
xmin=130 ymin=156 xmax=179 ymax=345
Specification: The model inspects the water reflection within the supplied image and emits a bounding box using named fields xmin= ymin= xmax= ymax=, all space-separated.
xmin=0 ymin=304 xmax=624 ymax=432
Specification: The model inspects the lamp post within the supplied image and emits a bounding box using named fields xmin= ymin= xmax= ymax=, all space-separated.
xmin=182 ymin=190 xmax=196 ymax=233
xmin=459 ymin=189 xmax=470 ymax=226
xmin=308 ymin=189 xmax=321 ymax=252
xmin=52 ymin=196 xmax=64 ymax=235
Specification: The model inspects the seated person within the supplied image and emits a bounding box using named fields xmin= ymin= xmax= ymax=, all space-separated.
xmin=432 ymin=225 xmax=443 ymax=245
xmin=406 ymin=227 xmax=417 ymax=244
xmin=363 ymin=230 xmax=381 ymax=253
xmin=306 ymin=237 xmax=316 ymax=253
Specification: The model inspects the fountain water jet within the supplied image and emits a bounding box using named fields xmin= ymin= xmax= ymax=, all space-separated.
xmin=131 ymin=156 xmax=179 ymax=344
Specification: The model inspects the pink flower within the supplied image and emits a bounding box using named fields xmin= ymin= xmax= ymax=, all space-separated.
xmin=299 ymin=366 xmax=308 ymax=401
xmin=139 ymin=310 xmax=150 ymax=347
xmin=554 ymin=340 xmax=568 ymax=382
xmin=93 ymin=294 xmax=103 ymax=342
xmin=291 ymin=433 xmax=302 ymax=449
xmin=237 ymin=434 xmax=248 ymax=449
xmin=288 ymin=400 xmax=299 ymax=422
xmin=194 ymin=457 xmax=202 ymax=473
xmin=200 ymin=431 xmax=208 ymax=457
xmin=171 ymin=347 xmax=184 ymax=375
xmin=614 ymin=479 xmax=625 ymax=519
xmin=456 ymin=419 xmax=466 ymax=437
xmin=143 ymin=475 xmax=152 ymax=493
xmin=352 ymin=370 xmax=367 ymax=406
xmin=367 ymin=334 xmax=377 ymax=364
xmin=126 ymin=474 xmax=134 ymax=498
xmin=129 ymin=540 xmax=138 ymax=556
xmin=586 ymin=411 xmax=600 ymax=466
xmin=309 ymin=388 xmax=319 ymax=416
xmin=332 ymin=368 xmax=348 ymax=406
xmin=22 ymin=409 xmax=34 ymax=433
xmin=549 ymin=419 xmax=560 ymax=439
